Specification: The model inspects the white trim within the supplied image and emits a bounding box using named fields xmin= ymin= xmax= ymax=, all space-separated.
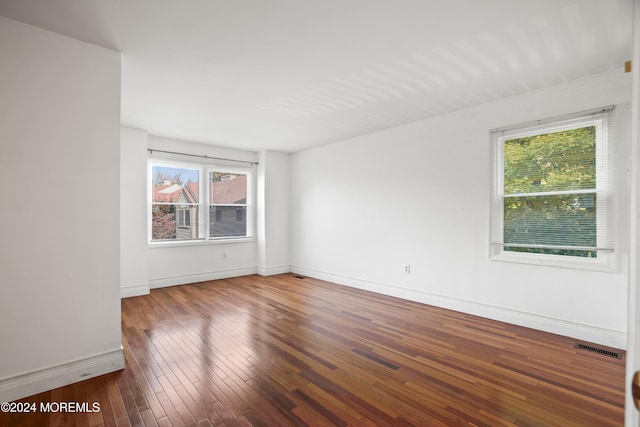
xmin=149 ymin=267 xmax=257 ymax=289
xmin=491 ymin=252 xmax=616 ymax=272
xmin=148 ymin=237 xmax=255 ymax=248
xmin=257 ymin=265 xmax=291 ymax=276
xmin=0 ymin=348 xmax=124 ymax=403
xmin=626 ymin=2 xmax=640 ymax=426
xmin=120 ymin=282 xmax=150 ymax=298
xmin=291 ymin=266 xmax=626 ymax=350
xmin=489 ymin=105 xmax=615 ymax=134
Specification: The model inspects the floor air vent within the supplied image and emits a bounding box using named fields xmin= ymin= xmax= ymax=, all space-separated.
xmin=575 ymin=343 xmax=622 ymax=359
xmin=293 ymin=275 xmax=306 ymax=279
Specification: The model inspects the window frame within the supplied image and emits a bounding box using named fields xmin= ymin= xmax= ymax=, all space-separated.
xmin=149 ymin=161 xmax=203 ymax=242
xmin=148 ymin=159 xmax=254 ymax=246
xmin=177 ymin=208 xmax=191 ymax=229
xmin=490 ymin=107 xmax=616 ymax=271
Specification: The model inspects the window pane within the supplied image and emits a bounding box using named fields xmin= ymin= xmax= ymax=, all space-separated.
xmin=503 ymin=193 xmax=596 ymax=257
xmin=152 ymin=166 xmax=199 ymax=203
xmin=504 ymin=126 xmax=595 ymax=195
xmin=210 ymin=172 xmax=247 ymax=204
xmin=177 ymin=209 xmax=190 ymax=228
xmin=151 ymin=165 xmax=200 ymax=241
xmin=152 ymin=204 xmax=199 ymax=240
xmin=210 ymin=206 xmax=247 ymax=238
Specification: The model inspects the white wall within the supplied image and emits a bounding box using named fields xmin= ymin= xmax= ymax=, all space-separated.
xmin=626 ymin=3 xmax=640 ymax=424
xmin=257 ymin=151 xmax=291 ymax=276
xmin=291 ymin=69 xmax=632 ymax=349
xmin=121 ymin=127 xmax=150 ymax=297
xmin=0 ymin=17 xmax=123 ymax=401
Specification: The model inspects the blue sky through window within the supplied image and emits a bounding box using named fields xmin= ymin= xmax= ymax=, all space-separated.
xmin=152 ymin=166 xmax=199 ymax=186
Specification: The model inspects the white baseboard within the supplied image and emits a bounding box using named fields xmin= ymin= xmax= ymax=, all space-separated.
xmin=0 ymin=347 xmax=124 ymax=403
xmin=120 ymin=282 xmax=150 ymax=298
xmin=149 ymin=267 xmax=257 ymax=289
xmin=257 ymin=265 xmax=291 ymax=276
xmin=291 ymin=266 xmax=627 ymax=350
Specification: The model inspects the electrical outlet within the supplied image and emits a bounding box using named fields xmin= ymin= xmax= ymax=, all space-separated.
xmin=223 ymin=252 xmax=227 ymax=260
xmin=404 ymin=264 xmax=411 ymax=274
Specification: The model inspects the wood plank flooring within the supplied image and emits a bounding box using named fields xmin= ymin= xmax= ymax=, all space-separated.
xmin=0 ymin=274 xmax=626 ymax=426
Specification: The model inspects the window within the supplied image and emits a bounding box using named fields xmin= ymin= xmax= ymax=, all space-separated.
xmin=209 ymin=172 xmax=248 ymax=238
xmin=490 ymin=107 xmax=616 ymax=269
xmin=151 ymin=165 xmax=200 ymax=241
xmin=177 ymin=209 xmax=190 ymax=228
xmin=149 ymin=161 xmax=252 ymax=243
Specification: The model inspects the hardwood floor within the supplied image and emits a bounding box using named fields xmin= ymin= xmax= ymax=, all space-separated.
xmin=0 ymin=274 xmax=626 ymax=426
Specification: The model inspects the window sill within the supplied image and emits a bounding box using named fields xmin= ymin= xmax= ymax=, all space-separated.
xmin=149 ymin=237 xmax=255 ymax=249
xmin=490 ymin=252 xmax=615 ymax=272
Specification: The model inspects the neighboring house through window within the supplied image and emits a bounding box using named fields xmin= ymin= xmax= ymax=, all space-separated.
xmin=150 ymin=161 xmax=251 ymax=242
xmin=177 ymin=209 xmax=190 ymax=228
xmin=151 ymin=165 xmax=200 ymax=241
xmin=209 ymin=172 xmax=248 ymax=238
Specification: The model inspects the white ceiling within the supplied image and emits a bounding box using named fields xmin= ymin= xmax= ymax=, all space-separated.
xmin=0 ymin=0 xmax=633 ymax=153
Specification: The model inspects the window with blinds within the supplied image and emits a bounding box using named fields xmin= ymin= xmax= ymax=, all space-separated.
xmin=490 ymin=107 xmax=616 ymax=269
